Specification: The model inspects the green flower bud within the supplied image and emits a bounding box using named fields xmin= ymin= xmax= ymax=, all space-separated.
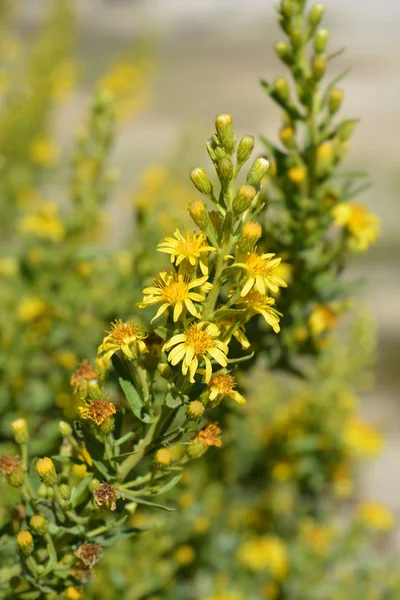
xmin=311 ymin=55 xmax=326 ymax=80
xmin=186 ymin=441 xmax=208 ymax=459
xmin=11 ymin=419 xmax=29 ymax=444
xmin=215 ymin=113 xmax=236 ymax=153
xmin=273 ymin=77 xmax=290 ymax=102
xmin=233 ymin=185 xmax=257 ymax=214
xmin=308 ymin=3 xmax=325 ymax=27
xmin=279 ymin=126 xmax=295 ymax=149
xmin=328 ymin=88 xmax=344 ymax=114
xmin=89 ymin=478 xmax=101 ymax=493
xmin=290 ymin=27 xmax=303 ymax=50
xmin=247 ymin=157 xmax=270 ymax=186
xmin=281 ymin=0 xmax=296 ymax=18
xmin=315 ymin=141 xmax=334 ymax=178
xmin=58 ymin=421 xmax=72 ymax=438
xmin=236 ymin=134 xmax=255 ymax=165
xmin=38 ymin=483 xmax=48 ymax=498
xmin=338 ymin=120 xmax=356 ymax=142
xmin=274 ymin=42 xmax=292 ymax=65
xmin=99 ymin=415 xmax=115 ymax=434
xmin=189 ymin=167 xmax=213 ymax=196
xmin=59 ymin=484 xmax=70 ymax=500
xmin=314 ymin=28 xmax=329 ymax=53
xmin=217 ymin=156 xmax=233 ymax=184
xmin=30 ymin=514 xmax=48 ymax=536
xmin=157 ymin=361 xmax=172 ymax=379
xmin=17 ymin=530 xmax=34 ymax=556
xmin=187 ymin=401 xmax=205 ymax=421
xmin=35 ymin=457 xmax=57 ymax=487
xmin=7 ymin=466 xmax=25 ymax=488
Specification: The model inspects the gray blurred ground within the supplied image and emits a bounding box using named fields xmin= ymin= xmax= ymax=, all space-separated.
xmin=26 ymin=0 xmax=400 ymax=530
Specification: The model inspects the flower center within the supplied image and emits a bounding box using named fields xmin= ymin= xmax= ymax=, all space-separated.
xmin=244 ymin=253 xmax=270 ymax=277
xmin=177 ymin=239 xmax=199 ymax=257
xmin=110 ymin=321 xmax=145 ymax=344
xmin=185 ymin=324 xmax=215 ymax=354
xmin=161 ymin=280 xmax=189 ymax=304
xmin=210 ymin=373 xmax=234 ymax=394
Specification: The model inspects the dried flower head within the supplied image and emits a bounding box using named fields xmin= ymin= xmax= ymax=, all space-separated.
xmin=193 ymin=422 xmax=222 ymax=448
xmin=79 ymin=398 xmax=116 ymax=426
xmin=75 ymin=542 xmax=103 ymax=568
xmin=0 ymin=455 xmax=22 ymax=476
xmin=93 ymin=482 xmax=118 ymax=511
xmin=71 ymin=360 xmax=99 ymax=393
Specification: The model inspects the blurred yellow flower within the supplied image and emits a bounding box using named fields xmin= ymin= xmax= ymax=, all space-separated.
xmin=271 ymin=462 xmax=293 ymax=482
xmin=54 ymin=351 xmax=77 ymax=370
xmin=0 ymin=257 xmax=17 ymax=277
xmin=237 ymin=536 xmax=289 ymax=580
xmin=29 ymin=137 xmax=59 ymax=167
xmin=18 ymin=203 xmax=65 ymax=242
xmin=332 ymin=462 xmax=354 ymax=499
xmin=332 ymin=202 xmax=380 ymax=251
xmin=174 ymin=545 xmax=195 ymax=565
xmin=17 ymin=297 xmax=47 ymax=322
xmin=309 ymin=304 xmax=337 ymax=336
xmin=299 ymin=518 xmax=336 ymax=554
xmin=357 ymin=501 xmax=394 ymax=531
xmin=344 ymin=418 xmax=382 ymax=458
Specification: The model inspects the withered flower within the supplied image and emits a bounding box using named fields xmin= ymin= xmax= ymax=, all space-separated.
xmin=93 ymin=482 xmax=118 ymax=511
xmin=75 ymin=542 xmax=103 ymax=568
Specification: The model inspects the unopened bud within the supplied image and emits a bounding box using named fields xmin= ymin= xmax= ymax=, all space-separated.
xmin=30 ymin=514 xmax=48 ymax=536
xmin=154 ymin=448 xmax=173 ymax=470
xmin=99 ymin=415 xmax=115 ymax=434
xmin=247 ymin=157 xmax=269 ymax=186
xmin=281 ymin=0 xmax=296 ymax=18
xmin=59 ymin=483 xmax=70 ymax=500
xmin=35 ymin=457 xmax=57 ymax=487
xmin=11 ymin=419 xmax=29 ymax=444
xmin=189 ymin=167 xmax=213 ymax=196
xmin=236 ymin=134 xmax=255 ymax=165
xmin=311 ymin=55 xmax=327 ymax=80
xmin=308 ymin=3 xmax=325 ymax=27
xmin=328 ymin=88 xmax=344 ymax=114
xmin=274 ymin=42 xmax=292 ymax=65
xmin=187 ymin=401 xmax=205 ymax=421
xmin=59 ymin=421 xmax=72 ymax=438
xmin=8 ymin=466 xmax=25 ymax=488
xmin=217 ymin=156 xmax=233 ymax=184
xmin=288 ymin=166 xmax=307 ymax=184
xmin=314 ymin=28 xmax=328 ymax=53
xmin=273 ymin=77 xmax=290 ymax=103
xmin=38 ymin=483 xmax=48 ymax=498
xmin=290 ymin=27 xmax=303 ymax=50
xmin=338 ymin=120 xmax=356 ymax=142
xmin=17 ymin=530 xmax=34 ymax=556
xmin=157 ymin=362 xmax=172 ymax=379
xmin=215 ymin=113 xmax=236 ymax=153
xmin=279 ymin=127 xmax=295 ymax=149
xmin=187 ymin=441 xmax=207 ymax=459
xmin=233 ymin=185 xmax=257 ymax=214
xmin=315 ymin=141 xmax=334 ymax=177
xmin=89 ymin=478 xmax=101 ymax=493
xmin=64 ymin=587 xmax=84 ymax=600
xmin=238 ymin=222 xmax=262 ymax=253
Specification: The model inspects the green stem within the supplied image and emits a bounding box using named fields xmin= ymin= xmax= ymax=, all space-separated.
xmin=117 ymin=416 xmax=160 ymax=482
xmin=202 ymin=237 xmax=233 ymax=321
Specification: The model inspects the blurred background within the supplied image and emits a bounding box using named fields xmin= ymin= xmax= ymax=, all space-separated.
xmin=20 ymin=0 xmax=400 ymax=531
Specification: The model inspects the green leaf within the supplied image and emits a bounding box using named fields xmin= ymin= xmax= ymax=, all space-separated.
xmin=92 ymin=459 xmax=110 ymax=480
xmin=115 ymin=430 xmax=137 ymax=447
xmin=70 ymin=474 xmax=93 ymax=508
xmin=165 ymin=392 xmax=182 ymax=409
xmin=119 ymin=376 xmax=153 ymax=423
xmin=150 ymin=474 xmax=182 ymax=496
xmin=122 ymin=491 xmax=175 ymax=511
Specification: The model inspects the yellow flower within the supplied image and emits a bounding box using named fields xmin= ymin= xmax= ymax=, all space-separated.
xmin=98 ymin=320 xmax=148 ymax=363
xmin=64 ymin=586 xmax=84 ymax=600
xmin=271 ymin=462 xmax=293 ymax=482
xmin=208 ymin=372 xmax=245 ymax=404
xmin=54 ymin=351 xmax=77 ymax=370
xmin=157 ymin=229 xmax=215 ymax=274
xmin=192 ymin=422 xmax=222 ymax=448
xmin=175 ymin=545 xmax=195 ymax=565
xmin=29 ymin=137 xmax=59 ymax=167
xmin=99 ymin=62 xmax=143 ymax=96
xmin=237 ymin=536 xmax=289 ymax=580
xmin=344 ymin=418 xmax=382 ymax=458
xmin=235 ymin=290 xmax=282 ymax=333
xmin=17 ymin=297 xmax=47 ymax=322
xmin=16 ymin=530 xmax=34 ymax=556
xmin=309 ymin=304 xmax=337 ymax=336
xmin=79 ymin=398 xmax=116 ymax=426
xmin=18 ymin=203 xmax=65 ymax=242
xmin=0 ymin=257 xmax=17 ymax=277
xmin=163 ymin=322 xmax=228 ymax=382
xmin=357 ymin=501 xmax=394 ymax=531
xmin=299 ymin=518 xmax=336 ymax=554
xmin=332 ymin=202 xmax=380 ymax=251
xmin=233 ymin=250 xmax=287 ymax=297
xmin=332 ymin=462 xmax=353 ymax=499
xmin=139 ymin=271 xmax=209 ymax=322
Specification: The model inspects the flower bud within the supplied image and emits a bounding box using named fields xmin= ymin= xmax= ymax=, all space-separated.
xmin=217 ymin=156 xmax=233 ymax=185
xmin=238 ymin=222 xmax=262 ymax=253
xmin=290 ymin=27 xmax=303 ymax=50
xmin=186 ymin=441 xmax=207 ymax=459
xmin=35 ymin=457 xmax=57 ymax=487
xmin=315 ymin=141 xmax=334 ymax=177
xmin=288 ymin=166 xmax=307 ymax=184
xmin=338 ymin=120 xmax=356 ymax=142
xmin=17 ymin=530 xmax=34 ymax=556
xmin=246 ymin=157 xmax=269 ymax=186
xmin=233 ymin=185 xmax=257 ymax=214
xmin=186 ymin=401 xmax=205 ymax=421
xmin=274 ymin=42 xmax=292 ymax=65
xmin=188 ymin=200 xmax=209 ymax=231
xmin=99 ymin=415 xmax=115 ymax=434
xmin=215 ymin=113 xmax=236 ymax=153
xmin=11 ymin=419 xmax=29 ymax=444
xmin=236 ymin=134 xmax=255 ymax=165
xmin=189 ymin=167 xmax=213 ymax=196
xmin=328 ymin=88 xmax=344 ymax=114
xmin=273 ymin=77 xmax=290 ymax=103
xmin=311 ymin=55 xmax=326 ymax=80
xmin=64 ymin=587 xmax=84 ymax=600
xmin=0 ymin=456 xmax=25 ymax=487
xmin=59 ymin=484 xmax=70 ymax=500
xmin=30 ymin=514 xmax=48 ymax=536
xmin=58 ymin=421 xmax=72 ymax=438
xmin=154 ymin=448 xmax=173 ymax=470
xmin=89 ymin=478 xmax=101 ymax=493
xmin=281 ymin=0 xmax=296 ymax=18
xmin=279 ymin=126 xmax=295 ymax=149
xmin=8 ymin=466 xmax=25 ymax=488
xmin=38 ymin=483 xmax=48 ymax=498
xmin=308 ymin=3 xmax=325 ymax=27
xmin=314 ymin=28 xmax=329 ymax=53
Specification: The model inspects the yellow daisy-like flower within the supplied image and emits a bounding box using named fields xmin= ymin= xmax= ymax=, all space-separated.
xmin=98 ymin=320 xmax=148 ymax=363
xmin=309 ymin=304 xmax=337 ymax=336
xmin=139 ymin=271 xmax=209 ymax=322
xmin=357 ymin=501 xmax=394 ymax=531
xmin=233 ymin=250 xmax=287 ymax=297
xmin=236 ymin=535 xmax=289 ymax=580
xmin=236 ymin=290 xmax=282 ymax=333
xmin=163 ymin=322 xmax=228 ymax=382
xmin=208 ymin=372 xmax=245 ymax=404
xmin=157 ymin=229 xmax=215 ymax=274
xmin=18 ymin=203 xmax=65 ymax=243
xmin=332 ymin=202 xmax=380 ymax=251
xmin=29 ymin=137 xmax=59 ymax=167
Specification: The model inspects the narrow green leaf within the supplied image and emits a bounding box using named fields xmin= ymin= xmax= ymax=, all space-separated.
xmin=119 ymin=377 xmax=153 ymax=423
xmin=150 ymin=474 xmax=182 ymax=496
xmin=70 ymin=474 xmax=93 ymax=508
